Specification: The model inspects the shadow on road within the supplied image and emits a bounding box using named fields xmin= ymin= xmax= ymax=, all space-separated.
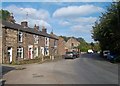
xmin=81 ymin=53 xmax=108 ymax=62
xmin=2 ymin=66 xmax=15 ymax=75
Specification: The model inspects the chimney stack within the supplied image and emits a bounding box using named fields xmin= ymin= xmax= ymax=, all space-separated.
xmin=34 ymin=24 xmax=39 ymax=31
xmin=21 ymin=21 xmax=28 ymax=28
xmin=42 ymin=26 xmax=47 ymax=33
xmin=50 ymin=29 xmax=53 ymax=34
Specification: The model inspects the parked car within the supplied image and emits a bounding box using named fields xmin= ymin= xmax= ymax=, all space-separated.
xmin=87 ymin=49 xmax=94 ymax=54
xmin=103 ymin=50 xmax=110 ymax=57
xmin=64 ymin=52 xmax=77 ymax=59
xmin=73 ymin=51 xmax=80 ymax=58
xmin=107 ymin=52 xmax=117 ymax=62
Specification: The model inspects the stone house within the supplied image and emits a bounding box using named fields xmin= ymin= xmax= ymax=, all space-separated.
xmin=58 ymin=37 xmax=66 ymax=56
xmin=1 ymin=15 xmax=58 ymax=64
xmin=65 ymin=37 xmax=80 ymax=52
xmin=49 ymin=32 xmax=58 ymax=57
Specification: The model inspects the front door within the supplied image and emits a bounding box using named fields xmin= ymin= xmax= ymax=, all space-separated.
xmin=28 ymin=45 xmax=33 ymax=59
xmin=7 ymin=47 xmax=12 ymax=63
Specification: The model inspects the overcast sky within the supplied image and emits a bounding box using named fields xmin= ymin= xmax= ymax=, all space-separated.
xmin=2 ymin=1 xmax=112 ymax=43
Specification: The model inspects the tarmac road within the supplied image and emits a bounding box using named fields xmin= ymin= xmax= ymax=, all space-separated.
xmin=3 ymin=53 xmax=118 ymax=84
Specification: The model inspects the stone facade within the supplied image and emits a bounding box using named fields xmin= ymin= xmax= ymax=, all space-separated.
xmin=49 ymin=33 xmax=58 ymax=58
xmin=65 ymin=37 xmax=80 ymax=52
xmin=2 ymin=19 xmax=59 ymax=64
xmin=58 ymin=37 xmax=66 ymax=55
xmin=2 ymin=28 xmax=18 ymax=63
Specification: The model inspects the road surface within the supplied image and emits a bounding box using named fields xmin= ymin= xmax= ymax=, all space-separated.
xmin=2 ymin=53 xmax=118 ymax=84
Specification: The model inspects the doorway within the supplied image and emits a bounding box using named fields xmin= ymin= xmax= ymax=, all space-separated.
xmin=28 ymin=45 xmax=33 ymax=59
xmin=7 ymin=47 xmax=12 ymax=63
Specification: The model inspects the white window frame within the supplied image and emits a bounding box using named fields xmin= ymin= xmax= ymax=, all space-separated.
xmin=45 ymin=47 xmax=49 ymax=56
xmin=17 ymin=47 xmax=23 ymax=58
xmin=45 ymin=37 xmax=49 ymax=47
xmin=34 ymin=35 xmax=39 ymax=44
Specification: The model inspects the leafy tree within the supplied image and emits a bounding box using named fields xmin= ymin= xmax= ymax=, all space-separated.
xmin=90 ymin=42 xmax=94 ymax=50
xmin=0 ymin=9 xmax=10 ymax=20
xmin=92 ymin=2 xmax=120 ymax=56
xmin=78 ymin=41 xmax=90 ymax=52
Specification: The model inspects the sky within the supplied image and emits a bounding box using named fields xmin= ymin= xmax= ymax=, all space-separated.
xmin=2 ymin=1 xmax=112 ymax=43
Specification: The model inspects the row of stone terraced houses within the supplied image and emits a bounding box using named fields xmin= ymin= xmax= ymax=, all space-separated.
xmin=0 ymin=14 xmax=61 ymax=64
xmin=0 ymin=15 xmax=80 ymax=64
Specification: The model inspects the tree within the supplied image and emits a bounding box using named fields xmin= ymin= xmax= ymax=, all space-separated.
xmin=77 ymin=38 xmax=90 ymax=52
xmin=92 ymin=2 xmax=120 ymax=56
xmin=90 ymin=42 xmax=94 ymax=50
xmin=0 ymin=9 xmax=10 ymax=20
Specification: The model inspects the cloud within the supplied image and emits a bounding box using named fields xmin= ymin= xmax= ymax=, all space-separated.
xmin=4 ymin=5 xmax=50 ymax=20
xmin=72 ymin=17 xmax=97 ymax=24
xmin=15 ymin=17 xmax=52 ymax=30
xmin=70 ymin=24 xmax=93 ymax=33
xmin=2 ymin=0 xmax=113 ymax=2
xmin=53 ymin=4 xmax=104 ymax=18
xmin=59 ymin=20 xmax=71 ymax=26
xmin=4 ymin=5 xmax=52 ymax=31
xmin=29 ymin=19 xmax=52 ymax=29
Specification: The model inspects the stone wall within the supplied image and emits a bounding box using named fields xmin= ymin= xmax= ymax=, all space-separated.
xmin=23 ymin=32 xmax=34 ymax=60
xmin=58 ymin=37 xmax=66 ymax=55
xmin=2 ymin=26 xmax=59 ymax=63
xmin=49 ymin=38 xmax=55 ymax=56
xmin=2 ymin=28 xmax=18 ymax=63
xmin=65 ymin=38 xmax=80 ymax=52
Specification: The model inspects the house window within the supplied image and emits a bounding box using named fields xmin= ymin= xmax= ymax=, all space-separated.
xmin=45 ymin=37 xmax=49 ymax=46
xmin=46 ymin=37 xmax=47 ymax=45
xmin=71 ymin=43 xmax=74 ymax=47
xmin=45 ymin=47 xmax=49 ymax=56
xmin=34 ymin=35 xmax=39 ymax=44
xmin=17 ymin=47 xmax=23 ymax=58
xmin=18 ymin=32 xmax=23 ymax=42
xmin=54 ymin=40 xmax=57 ymax=47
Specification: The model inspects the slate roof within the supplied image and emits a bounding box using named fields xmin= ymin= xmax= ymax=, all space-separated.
xmin=50 ymin=33 xmax=59 ymax=40
xmin=2 ymin=20 xmax=58 ymax=40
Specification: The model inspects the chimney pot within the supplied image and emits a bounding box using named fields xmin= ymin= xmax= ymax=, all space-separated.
xmin=34 ymin=24 xmax=39 ymax=31
xmin=21 ymin=21 xmax=28 ymax=28
xmin=42 ymin=26 xmax=47 ymax=33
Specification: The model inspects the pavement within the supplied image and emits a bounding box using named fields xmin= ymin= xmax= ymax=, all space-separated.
xmin=2 ymin=53 xmax=118 ymax=84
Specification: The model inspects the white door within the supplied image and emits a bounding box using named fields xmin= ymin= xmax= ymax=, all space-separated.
xmin=8 ymin=47 xmax=12 ymax=63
